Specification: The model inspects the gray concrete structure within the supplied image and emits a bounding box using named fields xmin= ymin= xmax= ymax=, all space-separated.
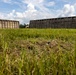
xmin=29 ymin=16 xmax=76 ymax=28
xmin=0 ymin=19 xmax=19 ymax=29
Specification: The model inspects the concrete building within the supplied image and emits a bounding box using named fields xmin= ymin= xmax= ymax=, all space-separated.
xmin=0 ymin=19 xmax=19 ymax=29
xmin=29 ymin=16 xmax=76 ymax=28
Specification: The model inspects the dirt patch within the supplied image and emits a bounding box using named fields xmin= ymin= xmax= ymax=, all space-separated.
xmin=7 ymin=39 xmax=74 ymax=55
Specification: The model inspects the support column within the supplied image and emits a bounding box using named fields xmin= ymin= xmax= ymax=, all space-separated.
xmin=0 ymin=21 xmax=2 ymax=28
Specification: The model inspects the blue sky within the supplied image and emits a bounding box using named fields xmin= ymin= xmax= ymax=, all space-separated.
xmin=0 ymin=0 xmax=76 ymax=24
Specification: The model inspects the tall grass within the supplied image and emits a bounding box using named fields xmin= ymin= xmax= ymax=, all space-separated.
xmin=0 ymin=29 xmax=76 ymax=75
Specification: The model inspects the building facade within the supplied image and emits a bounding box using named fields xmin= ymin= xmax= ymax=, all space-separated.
xmin=29 ymin=16 xmax=76 ymax=28
xmin=0 ymin=19 xmax=19 ymax=29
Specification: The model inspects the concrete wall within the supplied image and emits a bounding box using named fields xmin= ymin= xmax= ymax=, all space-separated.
xmin=29 ymin=16 xmax=76 ymax=28
xmin=0 ymin=19 xmax=19 ymax=29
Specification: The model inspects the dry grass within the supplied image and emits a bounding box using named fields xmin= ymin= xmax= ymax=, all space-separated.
xmin=0 ymin=29 xmax=76 ymax=75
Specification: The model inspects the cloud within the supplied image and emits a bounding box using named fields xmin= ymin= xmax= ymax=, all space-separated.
xmin=58 ymin=4 xmax=75 ymax=17
xmin=61 ymin=0 xmax=70 ymax=2
xmin=23 ymin=0 xmax=44 ymax=5
xmin=47 ymin=1 xmax=55 ymax=7
xmin=0 ymin=0 xmax=56 ymax=24
xmin=1 ymin=3 xmax=37 ymax=24
xmin=0 ymin=13 xmax=5 ymax=19
xmin=1 ymin=0 xmax=76 ymax=24
xmin=27 ymin=3 xmax=37 ymax=12
xmin=2 ymin=0 xmax=11 ymax=3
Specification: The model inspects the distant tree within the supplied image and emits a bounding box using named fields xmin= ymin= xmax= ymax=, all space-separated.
xmin=24 ymin=23 xmax=26 ymax=27
xmin=19 ymin=24 xmax=25 ymax=28
xmin=25 ymin=24 xmax=29 ymax=28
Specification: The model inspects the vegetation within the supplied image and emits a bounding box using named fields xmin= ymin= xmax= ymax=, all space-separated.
xmin=0 ymin=29 xmax=76 ymax=75
xmin=19 ymin=24 xmax=29 ymax=28
xmin=19 ymin=24 xmax=26 ymax=28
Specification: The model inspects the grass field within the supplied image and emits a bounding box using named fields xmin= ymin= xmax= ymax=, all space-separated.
xmin=0 ymin=29 xmax=76 ymax=75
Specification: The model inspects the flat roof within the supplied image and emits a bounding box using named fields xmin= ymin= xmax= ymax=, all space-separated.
xmin=30 ymin=16 xmax=76 ymax=21
xmin=0 ymin=19 xmax=19 ymax=22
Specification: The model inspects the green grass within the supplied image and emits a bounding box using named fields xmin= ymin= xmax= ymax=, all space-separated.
xmin=0 ymin=29 xmax=76 ymax=75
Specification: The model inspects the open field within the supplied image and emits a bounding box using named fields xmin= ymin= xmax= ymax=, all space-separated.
xmin=0 ymin=29 xmax=76 ymax=75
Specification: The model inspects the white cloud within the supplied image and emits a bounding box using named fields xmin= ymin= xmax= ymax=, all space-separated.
xmin=7 ymin=10 xmax=16 ymax=18
xmin=47 ymin=1 xmax=55 ymax=6
xmin=27 ymin=3 xmax=37 ymax=12
xmin=1 ymin=0 xmax=76 ymax=24
xmin=23 ymin=0 xmax=44 ymax=5
xmin=62 ymin=0 xmax=71 ymax=2
xmin=58 ymin=4 xmax=75 ymax=17
xmin=2 ymin=0 xmax=11 ymax=3
xmin=0 ymin=13 xmax=5 ymax=19
xmin=0 ymin=0 xmax=56 ymax=24
xmin=1 ymin=3 xmax=37 ymax=24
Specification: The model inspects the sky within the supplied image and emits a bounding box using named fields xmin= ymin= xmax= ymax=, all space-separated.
xmin=0 ymin=0 xmax=76 ymax=24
